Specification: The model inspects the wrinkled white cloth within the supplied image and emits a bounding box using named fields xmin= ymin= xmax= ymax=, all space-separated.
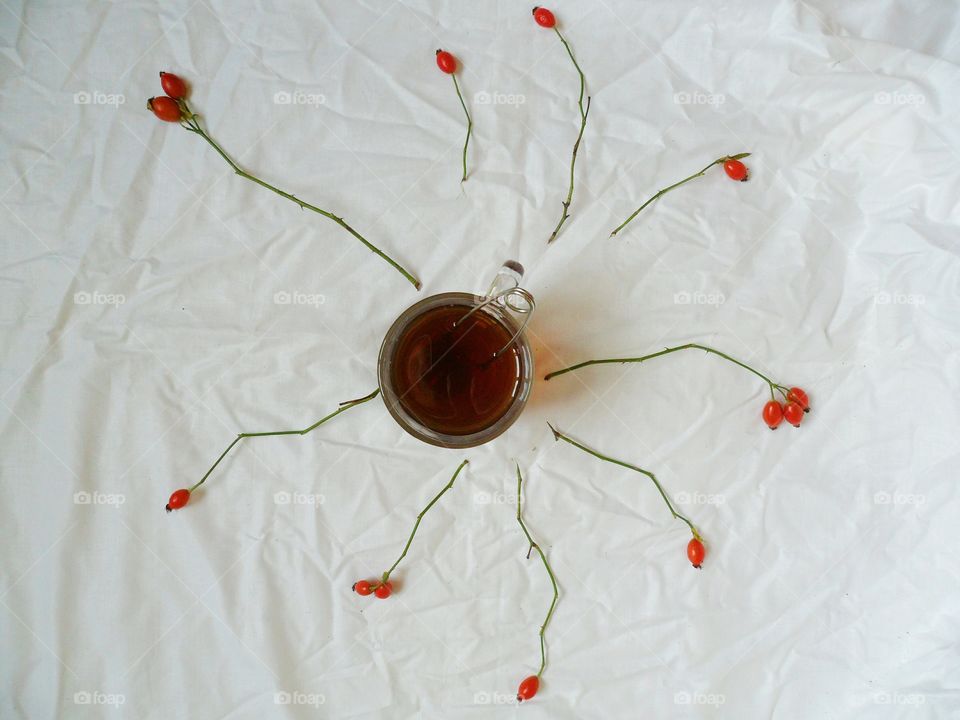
xmin=1 ymin=1 xmax=958 ymax=718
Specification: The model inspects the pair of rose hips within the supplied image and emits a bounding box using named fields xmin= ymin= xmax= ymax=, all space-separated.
xmin=352 ymin=580 xmax=393 ymax=599
xmin=147 ymin=72 xmax=188 ymax=122
xmin=763 ymin=387 xmax=810 ymax=429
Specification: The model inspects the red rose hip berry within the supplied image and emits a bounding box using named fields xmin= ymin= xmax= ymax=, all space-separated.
xmin=532 ymin=7 xmax=556 ymax=28
xmin=517 ymin=675 xmax=540 ymax=702
xmin=159 ymin=71 xmax=188 ymax=99
xmin=762 ymin=400 xmax=784 ymax=430
xmin=435 ymin=49 xmax=457 ymax=74
xmin=165 ymin=488 xmax=191 ymax=512
xmin=723 ymin=158 xmax=749 ymax=181
xmin=783 ymin=401 xmax=804 ymax=427
xmin=148 ymin=96 xmax=182 ymax=122
xmin=374 ymin=581 xmax=393 ymax=599
xmin=787 ymin=387 xmax=810 ymax=412
xmin=353 ymin=580 xmax=373 ymax=596
xmin=687 ymin=538 xmax=705 ymax=568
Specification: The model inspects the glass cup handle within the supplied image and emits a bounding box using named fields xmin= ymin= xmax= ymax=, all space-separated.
xmin=452 ymin=261 xmax=535 ymax=359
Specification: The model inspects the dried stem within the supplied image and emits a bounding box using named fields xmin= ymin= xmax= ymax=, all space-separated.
xmin=544 ymin=342 xmax=789 ymax=401
xmin=547 ymin=424 xmax=701 ymax=540
xmin=176 ymin=102 xmax=421 ymax=290
xmin=547 ymin=27 xmax=591 ymax=244
xmin=379 ymin=459 xmax=469 ymax=585
xmin=515 ymin=463 xmax=559 ymax=678
xmin=610 ymin=152 xmax=751 ymax=237
xmin=451 ymin=73 xmax=472 ymax=182
xmin=188 ymin=389 xmax=380 ymax=493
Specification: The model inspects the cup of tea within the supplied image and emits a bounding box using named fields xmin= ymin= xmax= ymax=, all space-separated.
xmin=378 ymin=262 xmax=535 ymax=448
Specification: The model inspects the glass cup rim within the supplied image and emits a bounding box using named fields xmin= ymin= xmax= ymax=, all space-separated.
xmin=377 ymin=292 xmax=534 ymax=448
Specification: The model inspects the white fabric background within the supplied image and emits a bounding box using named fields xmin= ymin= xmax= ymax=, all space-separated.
xmin=2 ymin=1 xmax=958 ymax=718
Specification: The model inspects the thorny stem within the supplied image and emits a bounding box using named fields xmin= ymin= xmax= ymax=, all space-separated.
xmin=379 ymin=460 xmax=469 ymax=586
xmin=187 ymin=389 xmax=380 ymax=493
xmin=544 ymin=342 xmax=790 ymax=401
xmin=175 ymin=102 xmax=421 ymax=290
xmin=609 ymin=153 xmax=751 ymax=237
xmin=546 ymin=425 xmax=702 ymax=541
xmin=450 ymin=73 xmax=472 ymax=182
xmin=515 ymin=464 xmax=559 ymax=678
xmin=547 ymin=26 xmax=591 ymax=244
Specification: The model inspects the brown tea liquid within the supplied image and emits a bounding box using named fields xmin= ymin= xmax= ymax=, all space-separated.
xmin=390 ymin=304 xmax=523 ymax=436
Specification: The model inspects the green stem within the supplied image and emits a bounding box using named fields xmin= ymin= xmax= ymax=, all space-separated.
xmin=515 ymin=463 xmax=559 ymax=678
xmin=546 ymin=425 xmax=701 ymax=540
xmin=177 ymin=105 xmax=421 ymax=290
xmin=544 ymin=342 xmax=787 ymax=398
xmin=547 ymin=27 xmax=590 ymax=244
xmin=451 ymin=73 xmax=472 ymax=182
xmin=609 ymin=152 xmax=751 ymax=237
xmin=380 ymin=460 xmax=469 ymax=584
xmin=187 ymin=389 xmax=380 ymax=493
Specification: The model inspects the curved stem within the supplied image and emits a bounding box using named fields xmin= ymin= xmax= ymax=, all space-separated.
xmin=610 ymin=152 xmax=750 ymax=237
xmin=547 ymin=27 xmax=590 ymax=244
xmin=515 ymin=464 xmax=559 ymax=678
xmin=177 ymin=104 xmax=421 ymax=290
xmin=547 ymin=425 xmax=701 ymax=540
xmin=187 ymin=389 xmax=380 ymax=493
xmin=380 ymin=459 xmax=469 ymax=585
xmin=451 ymin=74 xmax=472 ymax=182
xmin=544 ymin=342 xmax=786 ymax=396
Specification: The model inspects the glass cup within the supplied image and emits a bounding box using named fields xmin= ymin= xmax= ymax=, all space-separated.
xmin=378 ymin=262 xmax=535 ymax=448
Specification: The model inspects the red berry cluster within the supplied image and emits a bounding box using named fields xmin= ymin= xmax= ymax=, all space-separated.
xmin=353 ymin=579 xmax=392 ymax=599
xmin=148 ymin=72 xmax=188 ymax=122
xmin=763 ymin=387 xmax=810 ymax=429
